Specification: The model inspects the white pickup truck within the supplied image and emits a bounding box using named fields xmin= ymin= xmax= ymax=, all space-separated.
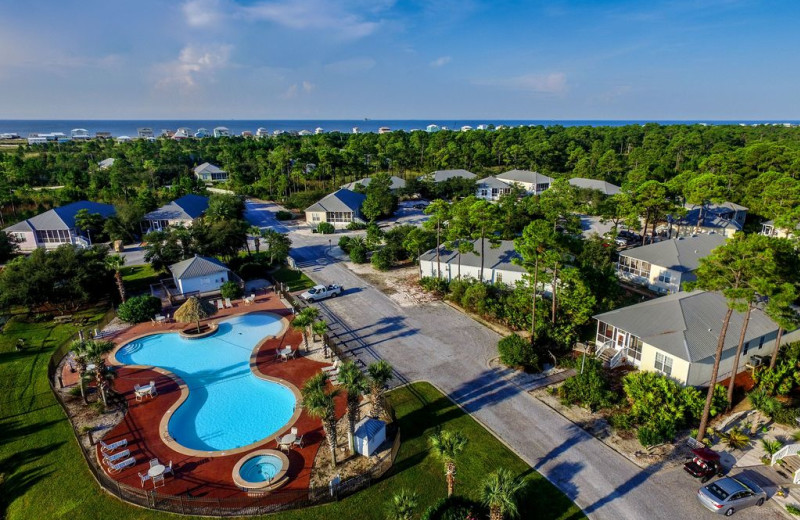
xmin=299 ymin=284 xmax=343 ymax=302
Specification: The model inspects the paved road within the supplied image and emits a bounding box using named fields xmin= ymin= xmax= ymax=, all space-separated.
xmin=244 ymin=199 xmax=784 ymax=520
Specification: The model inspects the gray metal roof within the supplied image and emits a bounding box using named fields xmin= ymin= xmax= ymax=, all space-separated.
xmin=568 ymin=177 xmax=621 ymax=195
xmin=169 ymin=255 xmax=229 ymax=280
xmin=145 ymin=194 xmax=209 ymax=221
xmin=193 ymin=162 xmax=226 ymax=175
xmin=98 ymin=158 xmax=115 ymax=169
xmin=4 ymin=200 xmax=116 ymax=233
xmin=477 ymin=176 xmax=511 ymax=190
xmin=593 ymin=290 xmax=779 ymax=362
xmin=679 ymin=202 xmax=747 ymax=230
xmin=496 ymin=169 xmax=553 ymax=185
xmin=341 ymin=175 xmax=407 ymax=191
xmin=305 ymin=189 xmax=366 ymax=213
xmin=424 ymin=169 xmax=477 ymax=183
xmin=419 ymin=238 xmax=525 ymax=274
xmin=619 ymin=233 xmax=726 ymax=272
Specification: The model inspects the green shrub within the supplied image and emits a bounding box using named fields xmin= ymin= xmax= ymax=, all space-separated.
xmin=447 ymin=278 xmax=473 ymax=303
xmin=498 ymin=334 xmax=539 ymax=371
xmin=608 ymin=412 xmax=636 ymax=430
xmin=220 ymin=281 xmax=242 ymax=299
xmin=636 ymin=422 xmax=675 ymax=447
xmin=771 ymin=406 xmax=800 ymax=425
xmin=371 ymin=247 xmax=394 ymax=271
xmin=338 ymin=236 xmax=352 ymax=253
xmin=461 ymin=282 xmax=488 ymax=314
xmin=275 ymin=210 xmax=294 ymax=220
xmin=349 ymin=246 xmax=367 ymax=263
xmin=237 ymin=262 xmax=264 ymax=280
xmin=116 ymin=295 xmax=162 ymax=323
xmin=786 ymin=504 xmax=800 ymax=516
xmin=285 ymin=190 xmax=324 ymax=210
xmin=558 ymin=358 xmax=618 ymax=411
xmin=317 ymin=222 xmax=336 ymax=234
xmin=420 ymin=496 xmax=482 ymax=520
xmin=346 ymin=221 xmax=367 ymax=230
xmin=419 ymin=276 xmax=449 ymax=294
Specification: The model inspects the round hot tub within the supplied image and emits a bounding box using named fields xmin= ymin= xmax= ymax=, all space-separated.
xmin=232 ymin=449 xmax=289 ymax=491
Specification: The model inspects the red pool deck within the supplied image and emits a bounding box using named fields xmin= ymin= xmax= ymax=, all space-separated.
xmin=90 ymin=295 xmax=345 ymax=500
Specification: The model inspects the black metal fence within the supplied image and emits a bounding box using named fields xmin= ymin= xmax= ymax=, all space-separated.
xmin=46 ymin=302 xmax=402 ymax=516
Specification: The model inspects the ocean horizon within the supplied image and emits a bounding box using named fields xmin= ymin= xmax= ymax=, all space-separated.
xmin=2 ymin=119 xmax=799 ymax=138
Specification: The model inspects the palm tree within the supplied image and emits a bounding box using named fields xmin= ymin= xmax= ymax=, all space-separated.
xmin=174 ymin=296 xmax=216 ymax=333
xmin=312 ymin=320 xmax=327 ymax=343
xmin=482 ymin=468 xmax=525 ymax=520
xmin=385 ymin=489 xmax=418 ymax=520
xmin=249 ymin=225 xmax=263 ymax=255
xmin=367 ymin=360 xmax=393 ymax=419
xmin=429 ymin=429 xmax=468 ymax=497
xmin=105 ymin=254 xmax=127 ymax=302
xmin=337 ymin=361 xmax=366 ymax=452
xmin=301 ymin=372 xmax=340 ymax=468
xmin=71 ymin=339 xmax=115 ymax=406
xmin=291 ymin=307 xmax=319 ymax=351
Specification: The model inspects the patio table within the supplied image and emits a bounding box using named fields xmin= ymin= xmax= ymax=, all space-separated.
xmin=280 ymin=433 xmax=296 ymax=447
xmin=148 ymin=464 xmax=166 ymax=478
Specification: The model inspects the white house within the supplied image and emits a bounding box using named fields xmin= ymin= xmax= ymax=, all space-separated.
xmin=475 ymin=176 xmax=512 ymax=201
xmin=593 ymin=290 xmax=800 ymax=387
xmin=173 ymin=127 xmax=192 ymax=140
xmin=305 ymin=189 xmax=366 ymax=228
xmin=98 ymin=158 xmax=115 ymax=170
xmin=194 ymin=128 xmax=210 ymax=138
xmin=761 ymin=219 xmax=800 ymax=239
xmin=169 ymin=256 xmax=231 ymax=295
xmin=426 ymin=124 xmax=440 ymax=133
xmin=496 ymin=170 xmax=553 ymax=195
xmin=137 ymin=127 xmax=154 ymax=139
xmin=3 ymin=200 xmax=116 ymax=252
xmin=672 ymin=202 xmax=748 ymax=238
xmin=419 ymin=238 xmax=526 ymax=285
xmin=616 ymin=233 xmax=726 ymax=294
xmin=193 ymin=162 xmax=228 ymax=182
xmin=568 ymin=178 xmax=621 ymax=196
xmin=341 ymin=175 xmax=407 ymax=193
xmin=213 ymin=126 xmax=230 ymax=138
xmin=422 ymin=169 xmax=477 ymax=183
xmin=71 ymin=128 xmax=91 ymax=140
xmin=143 ymin=194 xmax=209 ymax=232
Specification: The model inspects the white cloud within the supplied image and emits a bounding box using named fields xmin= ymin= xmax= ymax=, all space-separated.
xmin=302 ymin=80 xmax=314 ymax=92
xmin=283 ymin=80 xmax=315 ymax=99
xmin=476 ymin=72 xmax=568 ymax=94
xmin=182 ymin=0 xmax=225 ymax=28
xmin=324 ymin=57 xmax=376 ymax=74
xmin=429 ymin=56 xmax=451 ymax=68
xmin=155 ymin=43 xmax=233 ymax=89
xmin=238 ymin=0 xmax=381 ymax=39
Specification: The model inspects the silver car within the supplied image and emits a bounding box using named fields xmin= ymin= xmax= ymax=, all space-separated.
xmin=697 ymin=476 xmax=766 ymax=516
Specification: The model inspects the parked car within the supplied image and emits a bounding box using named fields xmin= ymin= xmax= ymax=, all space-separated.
xmin=683 ymin=447 xmax=724 ymax=483
xmin=299 ymin=284 xmax=343 ymax=302
xmin=412 ymin=200 xmax=430 ymax=210
xmin=696 ymin=476 xmax=766 ymax=516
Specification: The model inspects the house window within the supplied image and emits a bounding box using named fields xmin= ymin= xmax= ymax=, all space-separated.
xmin=480 ymin=189 xmax=488 ymax=197
xmin=597 ymin=321 xmax=614 ymax=345
xmin=654 ymin=352 xmax=673 ymax=377
xmin=743 ymin=341 xmax=749 ymax=356
xmin=326 ymin=211 xmax=353 ymax=223
xmin=536 ymin=183 xmax=549 ymax=192
xmin=496 ymin=272 xmax=503 ymax=283
xmin=758 ymin=336 xmax=764 ymax=349
xmin=311 ymin=214 xmax=320 ymax=222
xmin=12 ymin=232 xmax=26 ymax=243
xmin=618 ymin=256 xmax=651 ymax=278
xmin=626 ymin=336 xmax=643 ymax=362
xmin=35 ymin=229 xmax=71 ymax=244
xmin=657 ymin=271 xmax=672 ymax=284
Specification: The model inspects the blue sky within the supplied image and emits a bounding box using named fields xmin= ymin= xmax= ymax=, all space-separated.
xmin=0 ymin=0 xmax=797 ymax=119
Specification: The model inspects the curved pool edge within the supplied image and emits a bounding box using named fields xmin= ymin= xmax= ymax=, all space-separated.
xmin=231 ymin=449 xmax=290 ymax=492
xmin=109 ymin=311 xmax=301 ymax=459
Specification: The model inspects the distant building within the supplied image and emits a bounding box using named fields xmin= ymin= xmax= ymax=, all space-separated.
xmin=71 ymin=128 xmax=90 ymax=140
xmin=616 ymin=233 xmax=726 ymax=294
xmin=116 ymin=136 xmax=132 ymax=143
xmin=351 ymin=127 xmax=360 ymax=134
xmin=241 ymin=131 xmax=253 ymax=138
xmin=98 ymin=158 xmax=116 ymax=170
xmin=672 ymin=202 xmax=748 ymax=238
xmin=305 ymin=189 xmax=366 ymax=228
xmin=169 ymin=255 xmax=232 ymax=295
xmin=3 ymin=200 xmax=116 ymax=252
xmin=476 ymin=124 xmax=489 ymax=131
xmin=315 ymin=127 xmax=324 ymax=135
xmin=341 ymin=175 xmax=406 ymax=192
xmin=143 ymin=194 xmax=209 ymax=232
xmin=568 ymin=178 xmax=621 ymax=196
xmin=475 ymin=176 xmax=512 ymax=201
xmin=761 ymin=219 xmax=800 ymax=239
xmin=298 ymin=129 xmax=312 ymax=136
xmin=378 ymin=127 xmax=391 ymax=134
xmin=496 ymin=170 xmax=552 ymax=195
xmin=173 ymin=127 xmax=191 ymax=140
xmin=193 ymin=162 xmax=228 ymax=182
xmin=256 ymin=128 xmax=269 ymax=137
xmin=422 ymin=169 xmax=477 ymax=183
xmin=213 ymin=126 xmax=230 ymax=138
xmin=95 ymin=131 xmax=112 ymax=139
xmin=194 ymin=128 xmax=210 ymax=138
xmin=419 ymin=239 xmax=526 ymax=285
xmin=137 ymin=128 xmax=154 ymax=139
xmin=426 ymin=124 xmax=440 ymax=133
xmin=460 ymin=125 xmax=473 ymax=132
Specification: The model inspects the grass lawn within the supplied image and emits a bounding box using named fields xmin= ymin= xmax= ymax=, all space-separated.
xmin=1 ymin=311 xmax=583 ymax=520
xmin=120 ymin=264 xmax=161 ymax=295
xmin=272 ymin=265 xmax=315 ymax=292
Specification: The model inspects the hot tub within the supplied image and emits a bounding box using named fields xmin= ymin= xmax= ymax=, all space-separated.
xmin=232 ymin=449 xmax=290 ymax=492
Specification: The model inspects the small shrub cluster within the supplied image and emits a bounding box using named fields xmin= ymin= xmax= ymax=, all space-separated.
xmin=338 ymin=236 xmax=353 ymax=253
xmin=346 ymin=220 xmax=367 ymax=230
xmin=420 ymin=496 xmax=483 ymax=520
xmin=749 ymin=387 xmax=800 ymax=426
xmin=220 ymin=281 xmax=242 ymax=300
xmin=317 ymin=222 xmax=336 ymax=234
xmin=370 ymin=247 xmax=394 ymax=271
xmin=275 ymin=210 xmax=294 ymax=220
xmin=558 ymin=358 xmax=619 ymax=411
xmin=419 ymin=276 xmax=449 ymax=294
xmin=498 ymin=333 xmax=539 ymax=371
xmin=285 ymin=190 xmax=324 ymax=210
xmin=116 ymin=295 xmax=162 ymax=323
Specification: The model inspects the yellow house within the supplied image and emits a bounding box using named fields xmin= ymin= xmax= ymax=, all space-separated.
xmin=593 ymin=290 xmax=799 ymax=387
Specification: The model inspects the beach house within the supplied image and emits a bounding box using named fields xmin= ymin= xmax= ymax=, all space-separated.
xmin=496 ymin=170 xmax=552 ymax=195
xmin=193 ymin=162 xmax=228 ymax=182
xmin=3 ymin=201 xmax=116 ymax=252
xmin=475 ymin=176 xmax=512 ymax=201
xmin=305 ymin=189 xmax=366 ymax=228
xmin=568 ymin=178 xmax=621 ymax=196
xmin=143 ymin=194 xmax=209 ymax=233
xmin=169 ymin=256 xmax=232 ymax=296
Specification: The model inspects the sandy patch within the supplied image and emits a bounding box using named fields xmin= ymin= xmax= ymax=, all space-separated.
xmin=345 ymin=262 xmax=439 ymax=307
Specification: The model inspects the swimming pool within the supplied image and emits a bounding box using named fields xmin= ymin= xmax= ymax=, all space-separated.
xmin=115 ymin=313 xmax=296 ymax=453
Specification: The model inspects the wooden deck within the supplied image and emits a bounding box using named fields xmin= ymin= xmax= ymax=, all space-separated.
xmin=83 ymin=294 xmax=345 ymax=499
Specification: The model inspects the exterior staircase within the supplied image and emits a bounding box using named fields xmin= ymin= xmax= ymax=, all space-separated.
xmin=772 ymin=444 xmax=800 ymax=485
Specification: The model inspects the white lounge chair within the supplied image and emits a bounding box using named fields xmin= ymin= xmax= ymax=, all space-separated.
xmin=321 ymin=360 xmax=340 ymax=373
xmin=138 ymin=471 xmax=151 ymax=487
xmin=293 ymin=435 xmax=304 ymax=448
xmin=224 ymin=298 xmax=233 ymax=308
xmin=217 ymin=299 xmax=225 ymax=310
xmin=108 ymin=456 xmax=136 ymax=473
xmin=103 ymin=449 xmax=130 ymax=465
xmin=100 ymin=438 xmax=128 ymax=453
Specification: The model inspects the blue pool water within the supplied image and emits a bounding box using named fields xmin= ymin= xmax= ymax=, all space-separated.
xmin=239 ymin=455 xmax=283 ymax=483
xmin=115 ymin=313 xmax=296 ymax=452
